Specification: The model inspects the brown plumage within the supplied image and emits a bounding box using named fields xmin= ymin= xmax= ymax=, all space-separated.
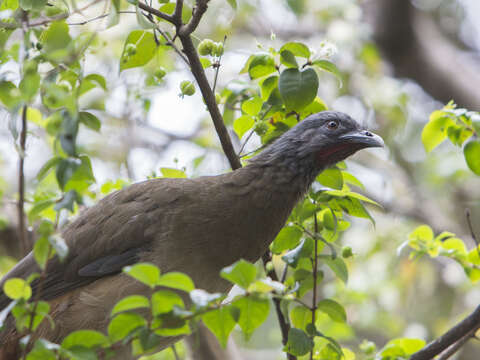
xmin=0 ymin=111 xmax=383 ymax=358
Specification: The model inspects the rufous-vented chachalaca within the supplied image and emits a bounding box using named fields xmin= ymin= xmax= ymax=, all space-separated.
xmin=0 ymin=111 xmax=383 ymax=358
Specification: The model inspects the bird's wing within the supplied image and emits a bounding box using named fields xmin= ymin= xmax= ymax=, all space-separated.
xmin=0 ymin=178 xmax=183 ymax=308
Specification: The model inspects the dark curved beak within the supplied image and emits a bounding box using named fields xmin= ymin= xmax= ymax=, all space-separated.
xmin=339 ymin=130 xmax=384 ymax=148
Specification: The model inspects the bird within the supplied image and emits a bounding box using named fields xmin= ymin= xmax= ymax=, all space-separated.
xmin=0 ymin=110 xmax=383 ymax=358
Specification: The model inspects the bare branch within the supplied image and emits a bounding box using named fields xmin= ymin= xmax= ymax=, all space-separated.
xmin=437 ymin=326 xmax=478 ymax=360
xmin=262 ymin=253 xmax=296 ymax=360
xmin=138 ymin=1 xmax=174 ymax=23
xmin=17 ymin=108 xmax=28 ymax=256
xmin=177 ymin=35 xmax=241 ymax=169
xmin=178 ymin=0 xmax=209 ymax=36
xmin=173 ymin=0 xmax=184 ymax=25
xmin=410 ymin=305 xmax=480 ymax=360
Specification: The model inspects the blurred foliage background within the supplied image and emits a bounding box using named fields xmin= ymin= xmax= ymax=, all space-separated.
xmin=0 ymin=0 xmax=479 ymax=359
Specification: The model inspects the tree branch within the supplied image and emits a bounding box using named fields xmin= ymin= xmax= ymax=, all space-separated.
xmin=410 ymin=305 xmax=480 ymax=360
xmin=262 ymin=252 xmax=296 ymax=360
xmin=178 ymin=0 xmax=208 ymax=36
xmin=138 ymin=1 xmax=174 ymax=23
xmin=17 ymin=106 xmax=28 ymax=256
xmin=177 ymin=34 xmax=241 ymax=169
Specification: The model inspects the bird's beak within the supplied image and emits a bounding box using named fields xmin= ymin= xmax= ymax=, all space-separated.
xmin=339 ymin=130 xmax=384 ymax=148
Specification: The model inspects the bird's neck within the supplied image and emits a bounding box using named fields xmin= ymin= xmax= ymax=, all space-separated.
xmin=246 ymin=153 xmax=323 ymax=195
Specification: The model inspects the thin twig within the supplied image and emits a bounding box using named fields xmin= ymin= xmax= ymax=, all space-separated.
xmin=138 ymin=1 xmax=174 ymax=23
xmin=18 ymin=106 xmax=28 ymax=256
xmin=178 ymin=0 xmax=208 ymax=36
xmin=410 ymin=304 xmax=480 ymax=360
xmin=212 ymin=35 xmax=227 ymax=94
xmin=67 ymin=10 xmax=135 ymax=25
xmin=177 ymin=34 xmax=241 ymax=169
xmin=437 ymin=326 xmax=479 ymax=360
xmin=173 ymin=0 xmax=184 ymax=25
xmin=466 ymin=209 xmax=479 ymax=253
xmin=22 ymin=246 xmax=52 ymax=359
xmin=262 ymin=253 xmax=296 ymax=360
xmin=310 ymin=207 xmax=319 ymax=360
xmin=171 ymin=344 xmax=180 ymax=360
xmin=155 ymin=27 xmax=189 ymax=65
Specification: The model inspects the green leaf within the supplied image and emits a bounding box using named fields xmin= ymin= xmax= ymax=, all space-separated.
xmin=12 ymin=300 xmax=50 ymax=332
xmin=320 ymin=255 xmax=348 ymax=283
xmin=422 ymin=111 xmax=454 ymax=152
xmin=25 ymin=339 xmax=57 ymax=360
xmin=289 ymin=305 xmax=311 ymax=331
xmin=56 ymin=158 xmax=80 ymax=190
xmin=200 ymin=57 xmax=212 ymax=68
xmin=241 ymin=96 xmax=263 ymax=116
xmin=282 ymin=238 xmax=313 ymax=267
xmin=83 ymin=74 xmax=107 ymax=90
xmin=317 ymin=168 xmax=343 ymax=190
xmin=62 ymin=330 xmax=109 ymax=349
xmin=157 ymin=272 xmax=195 ymax=292
xmin=221 ymin=259 xmax=257 ymax=289
xmin=260 ymin=76 xmax=278 ymax=100
xmin=280 ymin=42 xmax=311 ymax=58
xmin=54 ymin=190 xmax=77 ymax=212
xmin=108 ymin=313 xmax=146 ymax=342
xmin=19 ymin=0 xmax=47 ymax=10
xmin=28 ymin=199 xmax=55 ymax=222
xmin=381 ymin=338 xmax=426 ymax=356
xmin=248 ymin=54 xmax=276 ymax=79
xmin=271 ymin=226 xmax=303 ymax=254
xmin=202 ymin=306 xmax=236 ymax=348
xmin=233 ymin=296 xmax=269 ymax=340
xmin=312 ymin=60 xmax=343 ymax=86
xmin=464 ymin=138 xmax=480 ymax=175
xmin=41 ymin=20 xmax=71 ymax=52
xmin=279 ymin=68 xmax=319 ymax=111
xmin=33 ymin=236 xmax=50 ymax=270
xmin=160 ymin=167 xmax=187 ymax=178
xmin=64 ymin=155 xmax=96 ymax=192
xmin=79 ymin=112 xmax=101 ymax=131
xmin=19 ymin=72 xmax=40 ymax=101
xmin=120 ymin=30 xmax=157 ymax=72
xmin=280 ymin=50 xmax=298 ymax=68
xmin=0 ymin=81 xmax=21 ymax=109
xmin=233 ymin=115 xmax=254 ymax=139
xmin=226 ymin=0 xmax=237 ymax=9
xmin=111 ymin=295 xmax=150 ymax=316
xmin=3 ymin=278 xmax=32 ymax=300
xmin=284 ymin=328 xmax=314 ymax=356
xmin=123 ymin=262 xmax=161 ymax=288
xmin=317 ymin=299 xmax=346 ymax=322
xmin=151 ymin=290 xmax=184 ymax=316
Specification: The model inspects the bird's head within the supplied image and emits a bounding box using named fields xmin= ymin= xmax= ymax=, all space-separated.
xmin=250 ymin=111 xmax=384 ymax=175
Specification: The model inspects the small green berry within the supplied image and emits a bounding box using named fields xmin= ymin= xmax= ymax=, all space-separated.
xmin=180 ymin=80 xmax=195 ymax=96
xmin=154 ymin=67 xmax=166 ymax=80
xmin=198 ymin=39 xmax=215 ymax=56
xmin=254 ymin=121 xmax=268 ymax=136
xmin=342 ymin=246 xmax=353 ymax=258
xmin=359 ymin=340 xmax=376 ymax=355
xmin=265 ymin=261 xmax=274 ymax=272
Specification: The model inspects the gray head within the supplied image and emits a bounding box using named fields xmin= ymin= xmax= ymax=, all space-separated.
xmin=250 ymin=111 xmax=383 ymax=176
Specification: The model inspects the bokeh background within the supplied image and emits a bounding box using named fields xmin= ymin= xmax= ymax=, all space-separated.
xmin=1 ymin=0 xmax=480 ymax=359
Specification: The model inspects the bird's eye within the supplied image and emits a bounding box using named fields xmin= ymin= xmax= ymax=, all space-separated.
xmin=327 ymin=121 xmax=338 ymax=130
